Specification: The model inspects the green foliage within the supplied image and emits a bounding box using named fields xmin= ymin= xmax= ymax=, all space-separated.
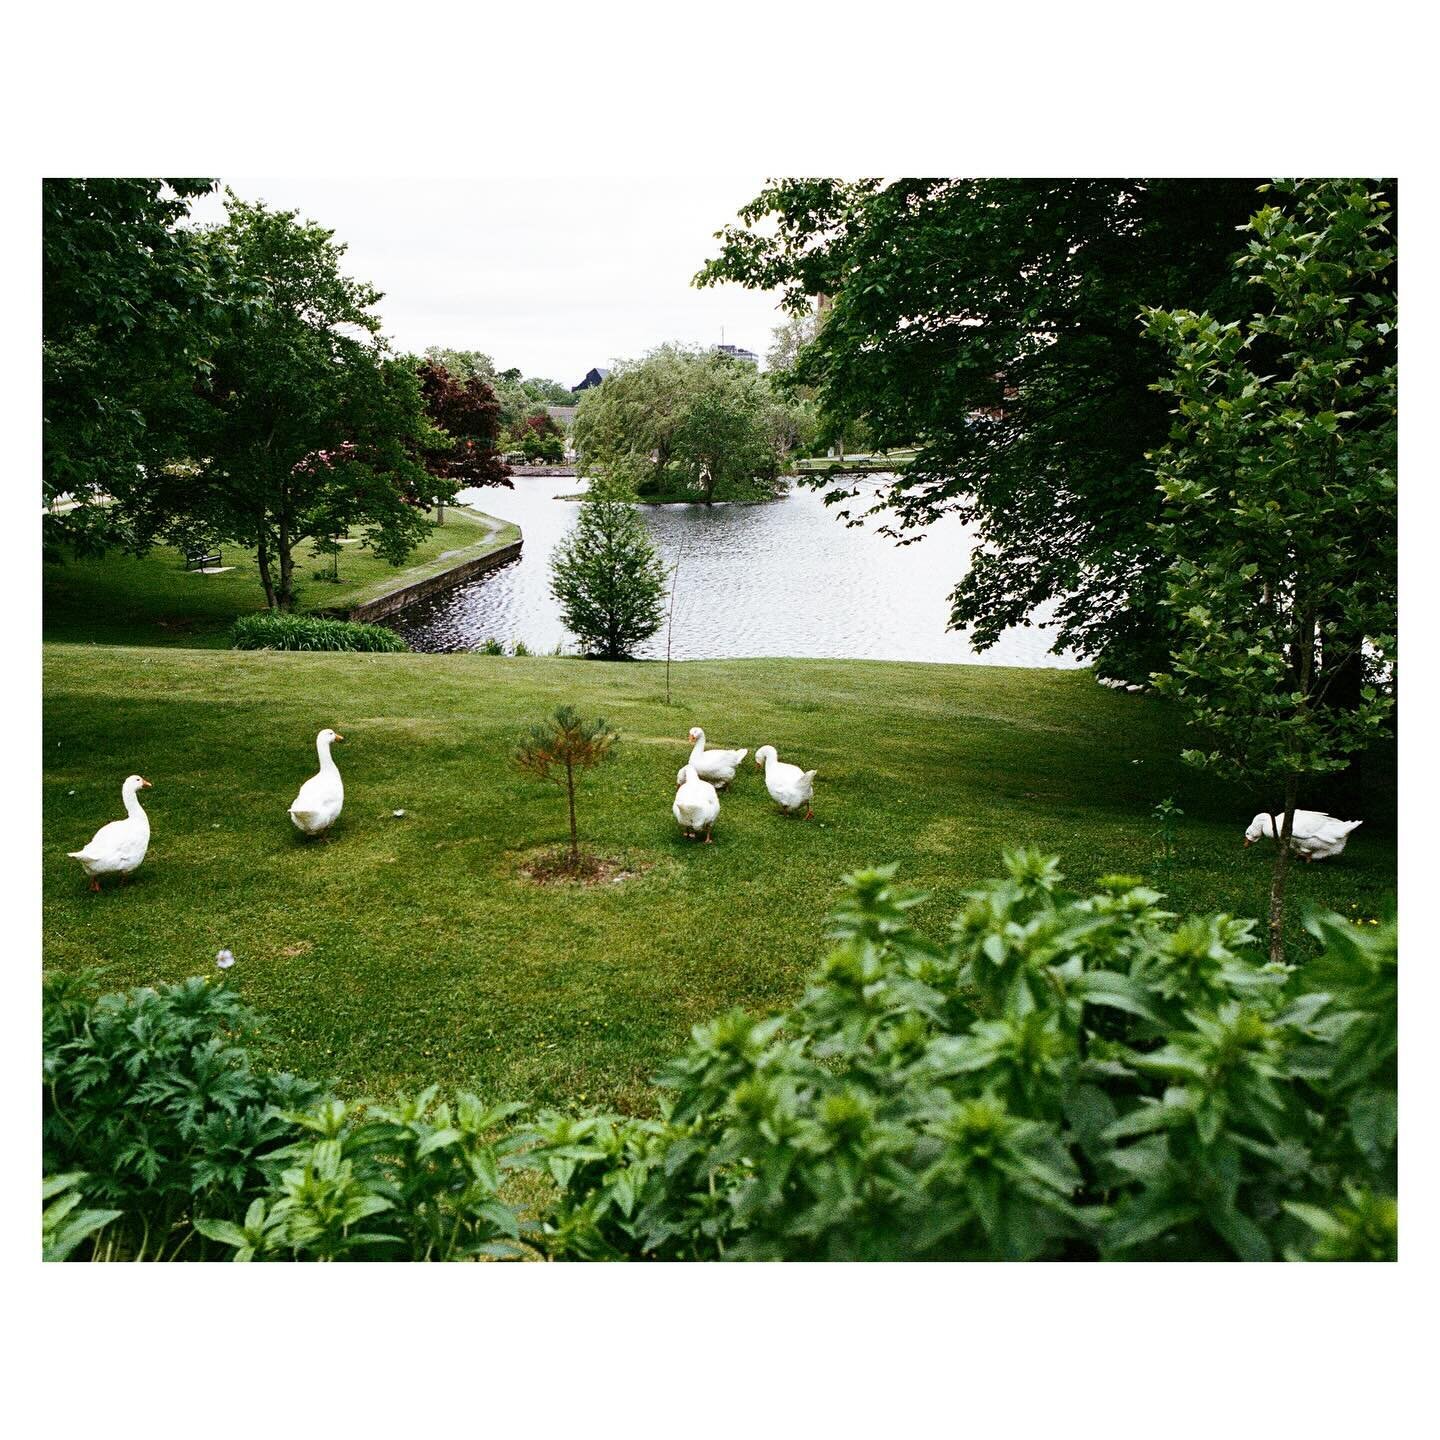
xmin=517 ymin=426 xmax=565 ymax=462
xmin=231 ymin=613 xmax=409 ymax=653
xmin=571 ymin=344 xmax=797 ymax=501
xmin=43 ymin=972 xmax=529 ymax=1261
xmin=421 ymin=347 xmax=573 ymax=421
xmin=40 ymin=853 xmax=1396 ymax=1263
xmin=124 ymin=193 xmax=447 ymax=610
xmin=42 ymin=178 xmax=224 ymax=554
xmin=549 ymin=487 xmax=668 ymax=658
xmin=697 ymin=179 xmax=1266 ymax=679
xmin=43 ymin=1173 xmax=123 ymax=1262
xmin=43 ymin=970 xmax=320 ymax=1259
xmin=1145 ymin=180 xmax=1396 ymax=955
xmin=195 ymin=1091 xmax=530 ymax=1261
xmin=513 ymin=705 xmax=618 ymax=865
xmin=527 ymin=857 xmax=1397 ymax=1261
xmin=1152 ymin=796 xmax=1183 ymax=867
xmin=477 ymin=637 xmax=537 ymax=657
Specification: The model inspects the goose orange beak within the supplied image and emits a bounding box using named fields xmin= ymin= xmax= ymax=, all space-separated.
xmin=1243 ymin=838 xmax=1252 ymax=847
xmin=334 ymin=733 xmax=346 ymax=742
xmin=139 ymin=777 xmax=153 ymax=789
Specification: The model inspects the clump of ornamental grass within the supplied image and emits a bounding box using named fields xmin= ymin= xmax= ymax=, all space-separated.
xmin=231 ymin=613 xmax=409 ymax=653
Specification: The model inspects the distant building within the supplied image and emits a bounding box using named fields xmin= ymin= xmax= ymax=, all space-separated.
xmin=713 ymin=343 xmax=759 ymax=366
xmin=572 ymin=367 xmax=610 ymax=393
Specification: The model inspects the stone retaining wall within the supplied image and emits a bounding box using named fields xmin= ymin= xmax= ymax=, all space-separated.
xmin=343 ymin=538 xmax=523 ymax=624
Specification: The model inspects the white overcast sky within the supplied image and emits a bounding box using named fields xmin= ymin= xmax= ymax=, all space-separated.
xmin=187 ymin=178 xmax=791 ymax=387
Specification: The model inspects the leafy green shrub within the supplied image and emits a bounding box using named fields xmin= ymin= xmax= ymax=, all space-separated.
xmin=43 ymin=971 xmax=319 ymax=1259
xmin=41 ymin=855 xmax=1396 ymax=1262
xmin=525 ymin=855 xmax=1397 ymax=1261
xmin=196 ymin=1091 xmax=530 ymax=1260
xmin=43 ymin=972 xmax=529 ymax=1261
xmin=42 ymin=1173 xmax=122 ymax=1262
xmin=231 ymin=613 xmax=409 ymax=653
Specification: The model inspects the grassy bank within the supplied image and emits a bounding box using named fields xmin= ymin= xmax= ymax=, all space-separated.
xmin=43 ymin=646 xmax=1397 ymax=1111
xmin=42 ymin=506 xmax=519 ymax=648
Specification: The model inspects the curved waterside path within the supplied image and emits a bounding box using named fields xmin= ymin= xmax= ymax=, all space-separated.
xmin=389 ymin=476 xmax=1084 ymax=668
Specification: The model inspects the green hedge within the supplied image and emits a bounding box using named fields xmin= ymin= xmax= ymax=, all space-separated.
xmin=230 ymin=613 xmax=409 ymax=653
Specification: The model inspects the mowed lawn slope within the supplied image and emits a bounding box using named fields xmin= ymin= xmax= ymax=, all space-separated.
xmin=42 ymin=506 xmax=518 ymax=649
xmin=43 ymin=646 xmax=1397 ymax=1110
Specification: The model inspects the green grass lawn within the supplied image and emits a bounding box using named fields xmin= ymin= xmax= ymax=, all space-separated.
xmin=42 ymin=506 xmax=518 ymax=648
xmin=43 ymin=645 xmax=1396 ymax=1113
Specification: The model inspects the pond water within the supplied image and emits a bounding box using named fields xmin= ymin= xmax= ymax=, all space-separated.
xmin=389 ymin=476 xmax=1083 ymax=668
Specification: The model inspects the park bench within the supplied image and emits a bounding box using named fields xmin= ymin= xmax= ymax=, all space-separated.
xmin=185 ymin=548 xmax=222 ymax=571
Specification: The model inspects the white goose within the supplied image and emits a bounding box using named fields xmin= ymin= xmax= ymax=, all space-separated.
xmin=1244 ymin=809 xmax=1362 ymax=862
xmin=676 ymin=727 xmax=748 ymax=789
xmin=69 ymin=774 xmax=152 ymax=890
xmin=673 ymin=763 xmax=721 ymax=842
xmin=755 ymin=744 xmax=817 ymax=819
xmin=289 ymin=728 xmax=346 ymax=837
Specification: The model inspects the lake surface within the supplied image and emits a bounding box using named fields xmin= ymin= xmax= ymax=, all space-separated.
xmin=390 ymin=476 xmax=1083 ymax=668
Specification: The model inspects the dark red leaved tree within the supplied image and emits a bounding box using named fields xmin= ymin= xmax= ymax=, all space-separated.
xmin=417 ymin=360 xmax=512 ymax=497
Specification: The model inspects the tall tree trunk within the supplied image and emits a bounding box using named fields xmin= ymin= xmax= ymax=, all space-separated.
xmin=276 ymin=518 xmax=295 ymax=610
xmin=565 ymin=758 xmax=579 ymax=866
xmin=256 ymin=531 xmax=278 ymax=610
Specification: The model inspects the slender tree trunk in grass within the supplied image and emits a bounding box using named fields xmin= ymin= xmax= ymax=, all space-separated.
xmin=1269 ymin=608 xmax=1317 ymax=963
xmin=665 ymin=546 xmax=682 ymax=705
xmin=1269 ymin=774 xmax=1299 ymax=965
xmin=565 ymin=757 xmax=578 ymax=867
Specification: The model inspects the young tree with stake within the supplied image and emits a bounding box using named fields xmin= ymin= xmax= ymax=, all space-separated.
xmin=513 ymin=707 xmax=617 ymax=872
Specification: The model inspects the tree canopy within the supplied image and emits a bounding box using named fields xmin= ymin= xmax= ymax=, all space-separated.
xmin=697 ymin=178 xmax=1264 ymax=675
xmin=571 ymin=345 xmax=801 ymax=502
xmin=421 ymin=346 xmax=572 ymax=424
xmin=417 ymin=359 xmax=512 ymax=492
xmin=128 ymin=195 xmax=444 ymax=609
xmin=42 ymin=178 xmax=224 ymax=554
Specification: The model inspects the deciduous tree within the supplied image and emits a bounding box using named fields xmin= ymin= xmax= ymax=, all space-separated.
xmin=417 ymin=359 xmax=512 ymax=519
xmin=131 ymin=196 xmax=446 ymax=610
xmin=572 ymin=345 xmax=788 ymax=502
xmin=697 ymin=179 xmax=1264 ymax=675
xmin=42 ymin=178 xmax=224 ymax=555
xmin=1145 ymin=180 xmax=1396 ymax=961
